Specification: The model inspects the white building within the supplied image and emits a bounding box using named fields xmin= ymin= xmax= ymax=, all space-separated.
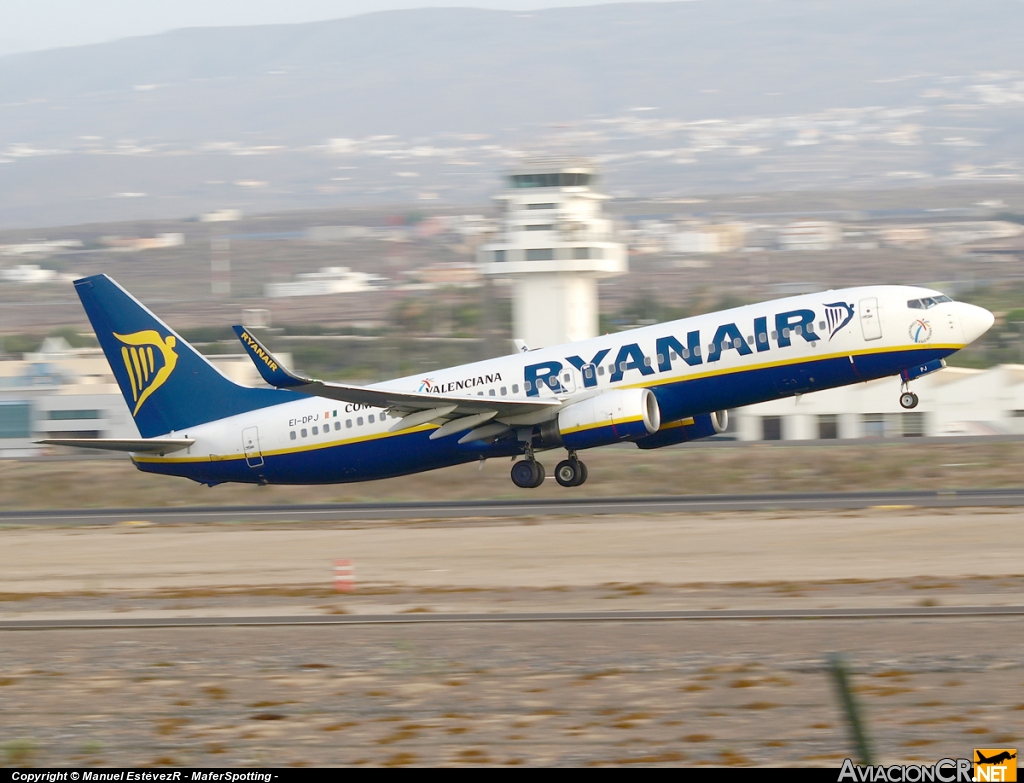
xmin=777 ymin=221 xmax=841 ymax=251
xmin=0 ymin=240 xmax=82 ymax=256
xmin=670 ymin=224 xmax=746 ymax=254
xmin=264 ymin=267 xmax=387 ymax=298
xmin=0 ymin=264 xmax=61 ymax=284
xmin=477 ymin=159 xmax=628 ymax=348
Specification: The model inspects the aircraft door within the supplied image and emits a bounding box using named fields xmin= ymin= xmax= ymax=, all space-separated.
xmin=242 ymin=425 xmax=264 ymax=468
xmin=859 ymin=297 xmax=882 ymax=341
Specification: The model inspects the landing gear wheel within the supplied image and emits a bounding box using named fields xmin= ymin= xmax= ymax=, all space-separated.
xmin=511 ymin=460 xmax=535 ymax=488
xmin=576 ymin=461 xmax=588 ymax=486
xmin=511 ymin=459 xmax=545 ymax=489
xmin=529 ymin=461 xmax=546 ymax=488
xmin=555 ymin=459 xmax=582 ymax=487
xmin=900 ymin=391 xmax=919 ymax=410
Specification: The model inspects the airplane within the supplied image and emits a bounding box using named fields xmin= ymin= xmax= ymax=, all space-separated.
xmin=976 ymin=752 xmax=1016 ymax=765
xmin=41 ymin=274 xmax=994 ymax=489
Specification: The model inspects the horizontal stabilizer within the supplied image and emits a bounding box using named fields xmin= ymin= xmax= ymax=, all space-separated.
xmin=37 ymin=438 xmax=195 ymax=453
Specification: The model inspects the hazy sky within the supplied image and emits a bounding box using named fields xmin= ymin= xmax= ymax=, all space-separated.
xmin=1 ymin=1 xmax=679 ymax=56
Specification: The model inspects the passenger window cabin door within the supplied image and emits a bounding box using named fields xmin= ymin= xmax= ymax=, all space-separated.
xmin=859 ymin=297 xmax=882 ymax=341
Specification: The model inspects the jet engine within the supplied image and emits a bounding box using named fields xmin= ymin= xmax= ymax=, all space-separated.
xmin=558 ymin=388 xmax=661 ymax=450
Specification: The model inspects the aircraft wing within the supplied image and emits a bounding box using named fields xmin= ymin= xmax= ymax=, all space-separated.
xmin=232 ymin=326 xmax=559 ymax=420
xmin=37 ymin=438 xmax=194 ymax=453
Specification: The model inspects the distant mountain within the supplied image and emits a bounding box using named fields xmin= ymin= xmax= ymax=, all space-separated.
xmin=0 ymin=1 xmax=1022 ymax=228
xmin=3 ymin=1 xmax=1023 ymax=140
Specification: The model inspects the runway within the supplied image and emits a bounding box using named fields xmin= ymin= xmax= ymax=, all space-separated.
xmin=2 ymin=604 xmax=1022 ymax=631
xmin=4 ymin=487 xmax=1024 ymax=525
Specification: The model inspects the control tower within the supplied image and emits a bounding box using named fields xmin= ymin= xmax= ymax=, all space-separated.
xmin=477 ymin=159 xmax=627 ymax=349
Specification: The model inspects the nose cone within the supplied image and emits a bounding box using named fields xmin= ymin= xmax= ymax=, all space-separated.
xmin=960 ymin=303 xmax=995 ymax=345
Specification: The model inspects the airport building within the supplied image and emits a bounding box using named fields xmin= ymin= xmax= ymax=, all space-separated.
xmin=264 ymin=266 xmax=386 ymax=298
xmin=477 ymin=159 xmax=628 ymax=349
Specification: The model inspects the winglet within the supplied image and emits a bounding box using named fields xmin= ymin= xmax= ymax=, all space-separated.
xmin=232 ymin=326 xmax=308 ymax=388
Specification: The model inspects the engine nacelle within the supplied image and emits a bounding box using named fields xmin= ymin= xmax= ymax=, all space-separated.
xmin=559 ymin=388 xmax=661 ymax=450
xmin=634 ymin=410 xmax=729 ymax=450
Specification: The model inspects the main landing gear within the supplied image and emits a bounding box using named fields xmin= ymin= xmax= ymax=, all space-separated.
xmin=554 ymin=453 xmax=588 ymax=487
xmin=511 ymin=449 xmax=588 ymax=489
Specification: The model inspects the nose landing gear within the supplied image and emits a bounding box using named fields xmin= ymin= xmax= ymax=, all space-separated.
xmin=899 ymin=382 xmax=919 ymax=410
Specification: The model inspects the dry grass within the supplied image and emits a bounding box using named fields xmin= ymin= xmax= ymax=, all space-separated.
xmin=719 ymin=749 xmax=752 ymax=766
xmin=609 ymin=751 xmax=687 ymax=764
xmin=683 ymin=733 xmax=713 ymax=743
xmin=730 ymin=678 xmax=759 ymax=688
xmin=154 ymin=718 xmax=189 ymax=736
xmin=322 ymin=722 xmax=357 ymax=732
xmin=383 ymin=752 xmax=418 ymax=767
xmin=456 ymin=749 xmax=491 ymax=764
xmin=202 ymin=685 xmax=229 ymax=700
xmin=576 ymin=669 xmax=623 ymax=682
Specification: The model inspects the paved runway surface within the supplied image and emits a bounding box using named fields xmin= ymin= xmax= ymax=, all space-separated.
xmin=5 ymin=487 xmax=1024 ymax=525
xmin=3 ymin=605 xmax=1022 ymax=630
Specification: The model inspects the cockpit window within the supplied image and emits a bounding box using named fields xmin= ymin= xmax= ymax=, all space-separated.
xmin=907 ymin=295 xmax=952 ymax=310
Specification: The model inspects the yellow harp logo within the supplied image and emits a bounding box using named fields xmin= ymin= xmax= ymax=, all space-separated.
xmin=114 ymin=330 xmax=178 ymax=416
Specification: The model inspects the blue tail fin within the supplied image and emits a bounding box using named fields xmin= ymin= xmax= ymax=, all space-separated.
xmin=74 ymin=274 xmax=296 ymax=438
